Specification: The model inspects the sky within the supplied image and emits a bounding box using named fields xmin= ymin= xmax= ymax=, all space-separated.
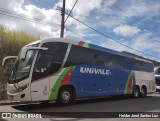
xmin=0 ymin=0 xmax=160 ymax=62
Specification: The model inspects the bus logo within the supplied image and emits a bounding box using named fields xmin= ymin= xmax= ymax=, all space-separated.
xmin=80 ymin=67 xmax=111 ymax=75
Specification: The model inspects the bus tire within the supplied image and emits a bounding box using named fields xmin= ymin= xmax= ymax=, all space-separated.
xmin=57 ymin=87 xmax=74 ymax=105
xmin=133 ymin=86 xmax=140 ymax=98
xmin=141 ymin=86 xmax=147 ymax=98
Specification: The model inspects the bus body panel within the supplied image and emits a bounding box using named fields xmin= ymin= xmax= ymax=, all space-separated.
xmin=134 ymin=71 xmax=156 ymax=93
xmin=48 ymin=65 xmax=136 ymax=101
xmin=70 ymin=65 xmax=135 ymax=98
xmin=48 ymin=66 xmax=156 ymax=102
xmin=31 ymin=77 xmax=49 ymax=101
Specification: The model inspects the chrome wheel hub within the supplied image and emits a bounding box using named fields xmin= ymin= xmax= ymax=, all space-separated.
xmin=61 ymin=91 xmax=70 ymax=102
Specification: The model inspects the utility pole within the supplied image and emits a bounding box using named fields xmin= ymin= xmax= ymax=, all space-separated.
xmin=60 ymin=0 xmax=65 ymax=38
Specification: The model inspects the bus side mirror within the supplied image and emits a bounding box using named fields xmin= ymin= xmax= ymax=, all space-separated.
xmin=2 ymin=56 xmax=18 ymax=68
xmin=20 ymin=47 xmax=48 ymax=59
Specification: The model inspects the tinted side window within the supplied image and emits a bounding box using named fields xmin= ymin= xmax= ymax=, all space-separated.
xmin=64 ymin=44 xmax=153 ymax=72
xmin=65 ymin=45 xmax=93 ymax=67
xmin=32 ymin=42 xmax=68 ymax=81
xmin=133 ymin=60 xmax=153 ymax=72
xmin=92 ymin=50 xmax=125 ymax=69
xmin=32 ymin=54 xmax=54 ymax=81
xmin=92 ymin=50 xmax=154 ymax=72
xmin=41 ymin=42 xmax=68 ymax=61
xmin=65 ymin=45 xmax=133 ymax=69
xmin=142 ymin=62 xmax=153 ymax=72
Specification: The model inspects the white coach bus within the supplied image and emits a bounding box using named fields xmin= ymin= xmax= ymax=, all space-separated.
xmin=2 ymin=38 xmax=156 ymax=105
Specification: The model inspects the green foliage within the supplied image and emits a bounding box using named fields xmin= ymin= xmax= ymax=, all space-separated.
xmin=0 ymin=26 xmax=38 ymax=62
xmin=0 ymin=26 xmax=38 ymax=99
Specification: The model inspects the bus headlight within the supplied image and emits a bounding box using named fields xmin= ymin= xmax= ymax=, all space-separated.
xmin=17 ymin=83 xmax=29 ymax=92
xmin=8 ymin=83 xmax=29 ymax=93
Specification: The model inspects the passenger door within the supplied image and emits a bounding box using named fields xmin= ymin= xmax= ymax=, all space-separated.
xmin=31 ymin=42 xmax=68 ymax=101
xmin=31 ymin=54 xmax=54 ymax=101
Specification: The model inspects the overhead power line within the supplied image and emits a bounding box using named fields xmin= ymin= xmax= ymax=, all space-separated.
xmin=26 ymin=0 xmax=160 ymax=50
xmin=64 ymin=0 xmax=79 ymax=23
xmin=112 ymin=3 xmax=160 ymax=36
xmin=64 ymin=13 xmax=160 ymax=60
xmin=0 ymin=8 xmax=60 ymax=28
xmin=89 ymin=0 xmax=160 ymax=48
xmin=0 ymin=3 xmax=159 ymax=60
xmin=66 ymin=28 xmax=120 ymax=49
xmin=66 ymin=28 xmax=149 ymax=59
xmin=25 ymin=0 xmax=160 ymax=43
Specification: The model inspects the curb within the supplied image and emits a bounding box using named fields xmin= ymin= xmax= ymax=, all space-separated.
xmin=0 ymin=100 xmax=40 ymax=106
xmin=0 ymin=100 xmax=20 ymax=106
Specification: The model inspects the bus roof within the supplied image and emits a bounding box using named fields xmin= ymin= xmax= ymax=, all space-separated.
xmin=26 ymin=38 xmax=151 ymax=62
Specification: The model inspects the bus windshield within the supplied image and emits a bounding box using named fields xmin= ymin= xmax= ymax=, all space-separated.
xmin=8 ymin=50 xmax=35 ymax=84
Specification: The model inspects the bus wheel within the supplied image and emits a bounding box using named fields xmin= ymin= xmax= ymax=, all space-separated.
xmin=141 ymin=86 xmax=147 ymax=98
xmin=57 ymin=87 xmax=74 ymax=105
xmin=133 ymin=86 xmax=140 ymax=98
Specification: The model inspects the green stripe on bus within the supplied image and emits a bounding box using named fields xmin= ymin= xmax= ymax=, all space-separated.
xmin=87 ymin=43 xmax=90 ymax=48
xmin=124 ymin=71 xmax=133 ymax=95
xmin=49 ymin=67 xmax=71 ymax=100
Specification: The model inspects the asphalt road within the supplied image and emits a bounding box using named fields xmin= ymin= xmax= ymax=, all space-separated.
xmin=0 ymin=93 xmax=160 ymax=121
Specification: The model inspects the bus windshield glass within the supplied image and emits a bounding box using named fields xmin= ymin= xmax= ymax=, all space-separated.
xmin=8 ymin=50 xmax=35 ymax=84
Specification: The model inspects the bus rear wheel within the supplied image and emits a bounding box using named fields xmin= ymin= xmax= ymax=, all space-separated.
xmin=141 ymin=86 xmax=147 ymax=98
xmin=133 ymin=86 xmax=140 ymax=98
xmin=57 ymin=87 xmax=74 ymax=105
